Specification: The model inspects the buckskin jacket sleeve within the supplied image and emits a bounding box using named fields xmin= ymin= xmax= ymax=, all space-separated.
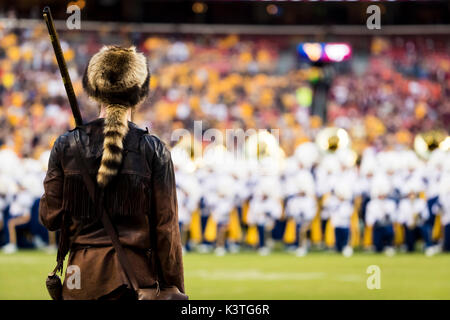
xmin=39 ymin=135 xmax=66 ymax=231
xmin=146 ymin=135 xmax=185 ymax=293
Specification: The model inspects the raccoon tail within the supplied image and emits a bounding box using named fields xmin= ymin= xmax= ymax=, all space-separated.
xmin=97 ymin=104 xmax=129 ymax=188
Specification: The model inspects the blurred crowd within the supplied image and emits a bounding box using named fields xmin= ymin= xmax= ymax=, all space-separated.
xmin=329 ymin=37 xmax=450 ymax=152
xmin=0 ymin=22 xmax=449 ymax=255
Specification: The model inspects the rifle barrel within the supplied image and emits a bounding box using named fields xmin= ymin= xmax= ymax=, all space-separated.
xmin=43 ymin=6 xmax=83 ymax=126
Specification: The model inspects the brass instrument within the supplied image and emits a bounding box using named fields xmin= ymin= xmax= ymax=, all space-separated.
xmin=245 ymin=130 xmax=285 ymax=174
xmin=245 ymin=130 xmax=285 ymax=161
xmin=315 ymin=127 xmax=351 ymax=153
xmin=414 ymin=130 xmax=449 ymax=160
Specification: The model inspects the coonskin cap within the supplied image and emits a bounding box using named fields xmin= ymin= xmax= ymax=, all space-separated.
xmin=82 ymin=46 xmax=150 ymax=107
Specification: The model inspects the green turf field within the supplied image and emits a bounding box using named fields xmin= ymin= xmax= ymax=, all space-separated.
xmin=0 ymin=250 xmax=449 ymax=299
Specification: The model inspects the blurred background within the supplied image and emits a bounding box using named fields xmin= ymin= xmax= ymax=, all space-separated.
xmin=0 ymin=0 xmax=449 ymax=299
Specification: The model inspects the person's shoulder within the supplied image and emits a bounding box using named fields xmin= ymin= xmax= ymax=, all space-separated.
xmin=140 ymin=129 xmax=164 ymax=148
xmin=140 ymin=130 xmax=171 ymax=163
xmin=53 ymin=130 xmax=73 ymax=149
xmin=82 ymin=118 xmax=104 ymax=127
xmin=53 ymin=119 xmax=103 ymax=148
xmin=54 ymin=119 xmax=102 ymax=143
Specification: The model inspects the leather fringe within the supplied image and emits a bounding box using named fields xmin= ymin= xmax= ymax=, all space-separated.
xmin=55 ymin=211 xmax=71 ymax=275
xmin=55 ymin=173 xmax=150 ymax=273
xmin=103 ymin=174 xmax=151 ymax=218
xmin=63 ymin=174 xmax=97 ymax=222
xmin=62 ymin=173 xmax=150 ymax=221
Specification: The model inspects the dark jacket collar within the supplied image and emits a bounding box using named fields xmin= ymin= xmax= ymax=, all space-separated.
xmin=78 ymin=118 xmax=145 ymax=158
xmin=81 ymin=118 xmax=140 ymax=132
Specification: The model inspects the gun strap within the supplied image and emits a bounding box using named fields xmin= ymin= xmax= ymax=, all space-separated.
xmin=68 ymin=129 xmax=140 ymax=293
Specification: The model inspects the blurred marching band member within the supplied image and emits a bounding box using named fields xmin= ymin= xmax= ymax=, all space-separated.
xmin=22 ymin=158 xmax=51 ymax=250
xmin=196 ymin=146 xmax=236 ymax=253
xmin=281 ymin=145 xmax=317 ymax=251
xmin=0 ymin=151 xmax=48 ymax=253
xmin=357 ymin=150 xmax=377 ymax=223
xmin=176 ymin=187 xmax=190 ymax=246
xmin=398 ymin=178 xmax=434 ymax=255
xmin=316 ymin=154 xmax=341 ymax=248
xmin=329 ymin=182 xmax=354 ymax=257
xmin=377 ymin=151 xmax=403 ymax=203
xmin=336 ymin=148 xmax=358 ymax=188
xmin=211 ymin=175 xmax=236 ymax=256
xmin=400 ymin=151 xmax=425 ymax=186
xmin=366 ymin=175 xmax=397 ymax=255
xmin=230 ymin=161 xmax=252 ymax=217
xmin=284 ymin=172 xmax=317 ymax=257
xmin=0 ymin=204 xmax=3 ymax=236
xmin=292 ymin=142 xmax=320 ymax=177
xmin=285 ymin=142 xmax=319 ymax=197
xmin=229 ymin=161 xmax=252 ymax=252
xmin=175 ymin=167 xmax=201 ymax=253
xmin=0 ymin=176 xmax=15 ymax=244
xmin=1 ymin=180 xmax=34 ymax=253
xmin=424 ymin=150 xmax=446 ymax=243
xmin=335 ymin=148 xmax=359 ymax=253
xmin=247 ymin=176 xmax=282 ymax=256
xmin=196 ymin=162 xmax=220 ymax=253
xmin=438 ymin=175 xmax=450 ymax=252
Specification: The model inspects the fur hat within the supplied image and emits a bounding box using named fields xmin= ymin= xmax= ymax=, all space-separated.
xmin=83 ymin=46 xmax=150 ymax=107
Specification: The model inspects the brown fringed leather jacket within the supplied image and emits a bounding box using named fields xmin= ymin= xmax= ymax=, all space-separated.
xmin=39 ymin=118 xmax=184 ymax=299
